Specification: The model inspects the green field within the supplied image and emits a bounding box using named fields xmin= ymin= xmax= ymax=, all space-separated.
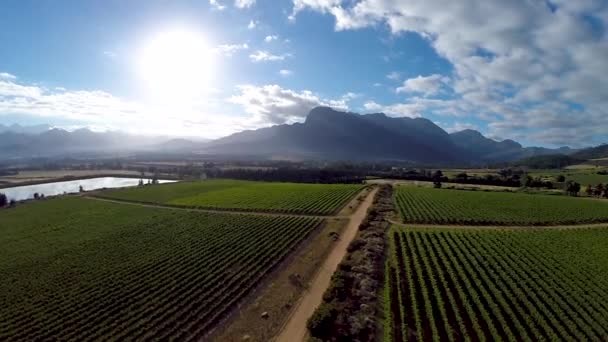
xmin=99 ymin=179 xmax=363 ymax=215
xmin=0 ymin=197 xmax=321 ymax=341
xmin=395 ymin=186 xmax=608 ymax=225
xmin=384 ymin=226 xmax=608 ymax=342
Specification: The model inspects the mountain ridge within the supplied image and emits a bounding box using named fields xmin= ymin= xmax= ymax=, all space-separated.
xmin=205 ymin=106 xmax=575 ymax=164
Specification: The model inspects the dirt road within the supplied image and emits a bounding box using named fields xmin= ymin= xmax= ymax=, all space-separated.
xmin=274 ymin=187 xmax=378 ymax=342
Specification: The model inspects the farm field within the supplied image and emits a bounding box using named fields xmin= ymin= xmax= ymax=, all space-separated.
xmin=384 ymin=226 xmax=608 ymax=342
xmin=0 ymin=196 xmax=321 ymax=341
xmin=99 ymin=179 xmax=363 ymax=215
xmin=395 ymin=185 xmax=608 ymax=225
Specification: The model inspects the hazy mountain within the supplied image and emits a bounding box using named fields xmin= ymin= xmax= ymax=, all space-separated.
xmin=0 ymin=123 xmax=52 ymax=135
xmin=0 ymin=108 xmax=582 ymax=164
xmin=0 ymin=128 xmax=167 ymax=159
xmin=205 ymin=107 xmax=576 ymax=164
xmin=449 ymin=129 xmax=577 ymax=162
xmin=571 ymin=144 xmax=608 ymax=160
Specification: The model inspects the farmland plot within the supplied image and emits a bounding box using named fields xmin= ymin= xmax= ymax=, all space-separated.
xmin=99 ymin=179 xmax=363 ymax=215
xmin=384 ymin=227 xmax=608 ymax=342
xmin=0 ymin=197 xmax=321 ymax=341
xmin=395 ymin=185 xmax=608 ymax=225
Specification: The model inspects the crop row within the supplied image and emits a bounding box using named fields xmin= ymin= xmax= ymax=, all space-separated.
xmin=100 ymin=180 xmax=364 ymax=215
xmin=385 ymin=228 xmax=608 ymax=341
xmin=395 ymin=186 xmax=608 ymax=225
xmin=0 ymin=206 xmax=321 ymax=341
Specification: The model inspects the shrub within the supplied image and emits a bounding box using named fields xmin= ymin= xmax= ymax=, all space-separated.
xmin=307 ymin=303 xmax=337 ymax=339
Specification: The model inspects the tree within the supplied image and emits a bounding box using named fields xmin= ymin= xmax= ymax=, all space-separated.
xmin=0 ymin=193 xmax=7 ymax=207
xmin=556 ymin=175 xmax=566 ymax=182
xmin=432 ymin=170 xmax=443 ymax=189
xmin=564 ymin=181 xmax=581 ymax=196
xmin=595 ymin=183 xmax=605 ymax=197
xmin=33 ymin=192 xmax=40 ymax=200
xmin=456 ymin=172 xmax=468 ymax=180
xmin=585 ymin=185 xmax=594 ymax=197
xmin=79 ymin=185 xmax=84 ymax=192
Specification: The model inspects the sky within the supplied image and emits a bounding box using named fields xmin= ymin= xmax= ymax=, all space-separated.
xmin=0 ymin=0 xmax=607 ymax=147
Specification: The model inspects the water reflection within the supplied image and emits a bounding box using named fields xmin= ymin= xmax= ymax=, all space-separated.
xmin=0 ymin=177 xmax=176 ymax=201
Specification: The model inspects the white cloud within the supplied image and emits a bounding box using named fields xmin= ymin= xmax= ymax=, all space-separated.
xmin=209 ymin=0 xmax=226 ymax=10
xmin=279 ymin=69 xmax=293 ymax=77
xmin=0 ymin=72 xmax=16 ymax=81
xmin=291 ymin=0 xmax=608 ymax=146
xmin=249 ymin=50 xmax=291 ymax=62
xmin=230 ymin=84 xmax=349 ymax=124
xmin=386 ymin=71 xmax=400 ymax=81
xmin=103 ymin=51 xmax=117 ymax=58
xmin=264 ymin=35 xmax=278 ymax=43
xmin=0 ymin=72 xmax=257 ymax=138
xmin=290 ymin=0 xmax=342 ymax=20
xmin=247 ymin=20 xmax=258 ymax=29
xmin=364 ymin=97 xmax=460 ymax=118
xmin=396 ymin=74 xmax=448 ymax=97
xmin=214 ymin=43 xmax=249 ymax=57
xmin=235 ymin=0 xmax=255 ymax=9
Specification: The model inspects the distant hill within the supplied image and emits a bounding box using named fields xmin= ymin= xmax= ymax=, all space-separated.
xmin=0 ymin=128 xmax=167 ymax=159
xmin=507 ymin=154 xmax=584 ymax=169
xmin=571 ymin=144 xmax=608 ymax=160
xmin=449 ymin=129 xmax=576 ymax=162
xmin=0 ymin=123 xmax=51 ymax=135
xmin=0 ymin=108 xmax=584 ymax=164
xmin=205 ymin=107 xmax=573 ymax=164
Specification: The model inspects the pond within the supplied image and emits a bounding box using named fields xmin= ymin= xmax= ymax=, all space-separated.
xmin=0 ymin=177 xmax=176 ymax=202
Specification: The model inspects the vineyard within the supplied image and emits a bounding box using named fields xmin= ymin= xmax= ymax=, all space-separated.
xmin=99 ymin=179 xmax=363 ymax=215
xmin=0 ymin=197 xmax=321 ymax=341
xmin=395 ymin=185 xmax=608 ymax=225
xmin=384 ymin=227 xmax=608 ymax=342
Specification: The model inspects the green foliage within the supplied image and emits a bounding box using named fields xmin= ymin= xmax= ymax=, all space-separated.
xmin=0 ymin=192 xmax=6 ymax=207
xmin=100 ymin=179 xmax=363 ymax=215
xmin=307 ymin=303 xmax=337 ymax=339
xmin=0 ymin=197 xmax=321 ymax=340
xmin=395 ymin=185 xmax=608 ymax=225
xmin=385 ymin=227 xmax=608 ymax=341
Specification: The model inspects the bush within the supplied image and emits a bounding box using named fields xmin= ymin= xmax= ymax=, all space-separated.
xmin=0 ymin=193 xmax=7 ymax=207
xmin=307 ymin=303 xmax=337 ymax=339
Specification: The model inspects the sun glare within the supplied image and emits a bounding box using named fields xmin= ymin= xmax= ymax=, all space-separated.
xmin=137 ymin=29 xmax=214 ymax=102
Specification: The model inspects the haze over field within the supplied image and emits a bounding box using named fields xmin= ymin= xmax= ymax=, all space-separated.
xmin=1 ymin=0 xmax=607 ymax=148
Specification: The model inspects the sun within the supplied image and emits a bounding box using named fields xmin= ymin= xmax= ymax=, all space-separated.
xmin=137 ymin=29 xmax=214 ymax=102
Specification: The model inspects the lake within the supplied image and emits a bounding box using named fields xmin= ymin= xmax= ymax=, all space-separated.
xmin=0 ymin=177 xmax=176 ymax=202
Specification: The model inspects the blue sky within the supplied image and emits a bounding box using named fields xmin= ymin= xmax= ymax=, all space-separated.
xmin=1 ymin=0 xmax=607 ymax=147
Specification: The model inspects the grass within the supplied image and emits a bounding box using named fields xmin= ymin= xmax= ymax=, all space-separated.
xmin=0 ymin=196 xmax=321 ymax=341
xmin=384 ymin=226 xmax=608 ymax=341
xmin=99 ymin=179 xmax=364 ymax=215
xmin=395 ymin=185 xmax=608 ymax=225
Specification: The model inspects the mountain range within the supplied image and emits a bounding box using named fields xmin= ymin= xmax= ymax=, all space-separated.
xmin=203 ymin=107 xmax=577 ymax=164
xmin=0 ymin=107 xmax=598 ymax=165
